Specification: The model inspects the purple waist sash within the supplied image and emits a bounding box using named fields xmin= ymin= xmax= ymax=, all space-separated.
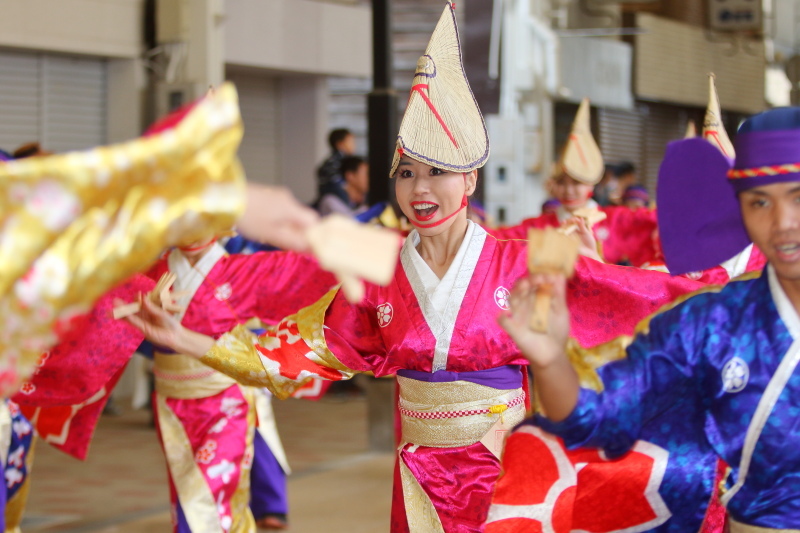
xmin=396 ymin=365 xmax=523 ymax=390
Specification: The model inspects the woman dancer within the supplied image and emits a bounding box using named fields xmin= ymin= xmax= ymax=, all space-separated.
xmin=124 ymin=3 xmax=709 ymax=531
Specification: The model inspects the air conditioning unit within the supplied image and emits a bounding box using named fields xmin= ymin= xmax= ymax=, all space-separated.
xmin=154 ymin=81 xmax=204 ymax=119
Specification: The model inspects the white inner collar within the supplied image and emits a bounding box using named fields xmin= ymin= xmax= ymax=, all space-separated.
xmin=167 ymin=242 xmax=226 ymax=322
xmin=767 ymin=264 xmax=800 ymax=340
xmin=408 ymin=220 xmax=476 ymax=292
xmin=401 ymin=220 xmax=486 ymax=371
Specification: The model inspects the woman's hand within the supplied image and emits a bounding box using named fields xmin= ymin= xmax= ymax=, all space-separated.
xmin=567 ymin=217 xmax=602 ymax=262
xmin=498 ymin=273 xmax=579 ymax=422
xmin=498 ymin=273 xmax=570 ymax=370
xmin=120 ymin=295 xmax=184 ymax=350
xmin=238 ymin=184 xmax=320 ymax=252
xmin=121 ymin=295 xmax=216 ymax=359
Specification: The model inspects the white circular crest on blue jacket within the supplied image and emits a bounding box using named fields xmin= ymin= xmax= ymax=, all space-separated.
xmin=722 ymin=356 xmax=749 ymax=393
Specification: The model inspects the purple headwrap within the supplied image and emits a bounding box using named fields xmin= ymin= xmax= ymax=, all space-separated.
xmin=657 ymin=107 xmax=800 ymax=274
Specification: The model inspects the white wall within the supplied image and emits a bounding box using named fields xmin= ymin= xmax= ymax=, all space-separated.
xmin=280 ymin=76 xmax=330 ymax=204
xmin=224 ymin=0 xmax=371 ymax=78
xmin=107 ymin=58 xmax=145 ymax=142
xmin=0 ymin=0 xmax=143 ymax=58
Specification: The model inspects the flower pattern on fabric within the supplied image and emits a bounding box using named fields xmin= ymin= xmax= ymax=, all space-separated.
xmin=25 ymin=180 xmax=81 ymax=231
xmin=15 ymin=255 xmax=70 ymax=307
xmin=214 ymin=283 xmax=232 ymax=301
xmin=4 ymin=404 xmax=34 ymax=499
xmin=220 ymin=397 xmax=243 ymax=419
xmin=195 ymin=440 xmax=218 ymax=464
xmin=0 ymin=83 xmax=244 ymax=400
xmin=494 ymin=287 xmax=510 ymax=310
xmin=11 ymin=417 xmax=31 ymax=438
xmin=17 ymin=383 xmax=35 ymax=395
xmin=215 ymin=490 xmax=233 ymax=533
xmin=686 ymin=271 xmax=703 ymax=281
xmin=377 ymin=303 xmax=394 ymax=327
xmin=209 ymin=417 xmax=228 ymax=434
xmin=207 ymin=459 xmax=237 ymax=484
xmin=721 ymin=357 xmax=749 ymax=393
xmin=5 ymin=466 xmax=23 ymax=489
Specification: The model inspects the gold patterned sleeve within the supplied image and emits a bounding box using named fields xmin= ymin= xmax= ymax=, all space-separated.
xmin=201 ymin=287 xmax=361 ymax=399
xmin=565 ymin=336 xmax=632 ymax=393
xmin=0 ymin=83 xmax=245 ymax=396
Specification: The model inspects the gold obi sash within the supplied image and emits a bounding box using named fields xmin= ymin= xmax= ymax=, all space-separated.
xmin=729 ymin=520 xmax=800 ymax=533
xmin=154 ymin=352 xmax=237 ymax=399
xmin=397 ymin=375 xmax=525 ymax=448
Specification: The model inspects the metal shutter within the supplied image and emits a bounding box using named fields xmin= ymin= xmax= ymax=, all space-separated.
xmin=640 ymin=103 xmax=687 ymax=192
xmin=0 ymin=51 xmax=40 ymax=152
xmin=0 ymin=49 xmax=107 ymax=154
xmin=598 ymin=107 xmax=644 ymax=174
xmin=328 ymin=76 xmax=370 ymax=154
xmin=227 ymin=70 xmax=281 ymax=185
xmin=43 ymin=55 xmax=107 ymax=153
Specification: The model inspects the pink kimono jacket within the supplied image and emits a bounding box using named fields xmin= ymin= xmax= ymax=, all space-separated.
xmin=200 ymin=222 xmax=704 ymax=533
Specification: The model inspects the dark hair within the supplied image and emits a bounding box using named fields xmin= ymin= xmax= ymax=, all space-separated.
xmin=328 ymin=128 xmax=352 ymax=151
xmin=340 ymin=155 xmax=367 ymax=176
xmin=614 ymin=161 xmax=636 ymax=177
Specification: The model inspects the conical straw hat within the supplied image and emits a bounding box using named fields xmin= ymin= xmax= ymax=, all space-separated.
xmin=555 ymin=98 xmax=604 ymax=185
xmin=684 ymin=120 xmax=697 ymax=139
xmin=702 ymin=74 xmax=735 ymax=159
xmin=389 ymin=2 xmax=489 ymax=177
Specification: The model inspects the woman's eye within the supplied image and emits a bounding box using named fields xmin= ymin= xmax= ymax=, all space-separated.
xmin=751 ymin=199 xmax=769 ymax=209
xmin=430 ymin=167 xmax=445 ymax=176
xmin=398 ymin=170 xmax=413 ymax=179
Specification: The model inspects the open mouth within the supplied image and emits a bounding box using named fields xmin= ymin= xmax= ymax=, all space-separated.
xmin=775 ymin=243 xmax=800 ymax=261
xmin=411 ymin=201 xmax=439 ymax=221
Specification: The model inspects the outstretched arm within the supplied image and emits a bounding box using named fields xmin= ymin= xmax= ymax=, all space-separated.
xmin=497 ymin=273 xmax=580 ymax=422
xmin=124 ymin=287 xmax=377 ymax=399
xmin=123 ymin=294 xmax=215 ymax=357
xmin=238 ymin=184 xmax=319 ymax=252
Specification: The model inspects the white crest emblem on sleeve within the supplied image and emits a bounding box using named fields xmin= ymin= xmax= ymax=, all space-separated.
xmin=377 ymin=303 xmax=394 ymax=328
xmin=722 ymin=356 xmax=749 ymax=393
xmin=214 ymin=282 xmax=232 ymax=301
xmin=494 ymin=287 xmax=510 ymax=310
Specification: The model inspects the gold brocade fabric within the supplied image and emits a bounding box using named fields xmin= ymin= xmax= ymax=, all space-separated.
xmin=156 ymin=394 xmax=224 ymax=533
xmin=154 ymin=352 xmax=237 ymax=399
xmin=202 ymin=287 xmax=357 ymax=399
xmin=729 ymin=519 xmax=800 ymax=533
xmin=566 ymin=336 xmax=630 ymax=393
xmin=397 ymin=377 xmax=525 ymax=448
xmin=229 ymin=387 xmax=257 ymax=533
xmin=399 ymin=457 xmax=446 ymax=533
xmin=0 ymin=83 xmax=246 ymax=396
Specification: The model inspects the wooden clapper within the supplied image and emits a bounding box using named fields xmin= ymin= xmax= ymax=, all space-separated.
xmin=113 ymin=272 xmax=185 ymax=319
xmin=526 ymin=227 xmax=579 ymax=333
xmin=558 ymin=206 xmax=607 ymax=236
xmin=306 ymin=214 xmax=401 ymax=303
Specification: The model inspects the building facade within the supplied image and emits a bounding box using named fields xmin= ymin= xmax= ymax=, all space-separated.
xmin=0 ymin=0 xmax=372 ymax=204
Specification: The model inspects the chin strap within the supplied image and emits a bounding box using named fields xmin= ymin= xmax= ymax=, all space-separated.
xmin=407 ymin=172 xmax=472 ymax=229
xmin=177 ymin=238 xmax=218 ymax=253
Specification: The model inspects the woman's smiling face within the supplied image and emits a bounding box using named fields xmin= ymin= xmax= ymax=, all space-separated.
xmin=393 ymin=156 xmax=477 ymax=236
